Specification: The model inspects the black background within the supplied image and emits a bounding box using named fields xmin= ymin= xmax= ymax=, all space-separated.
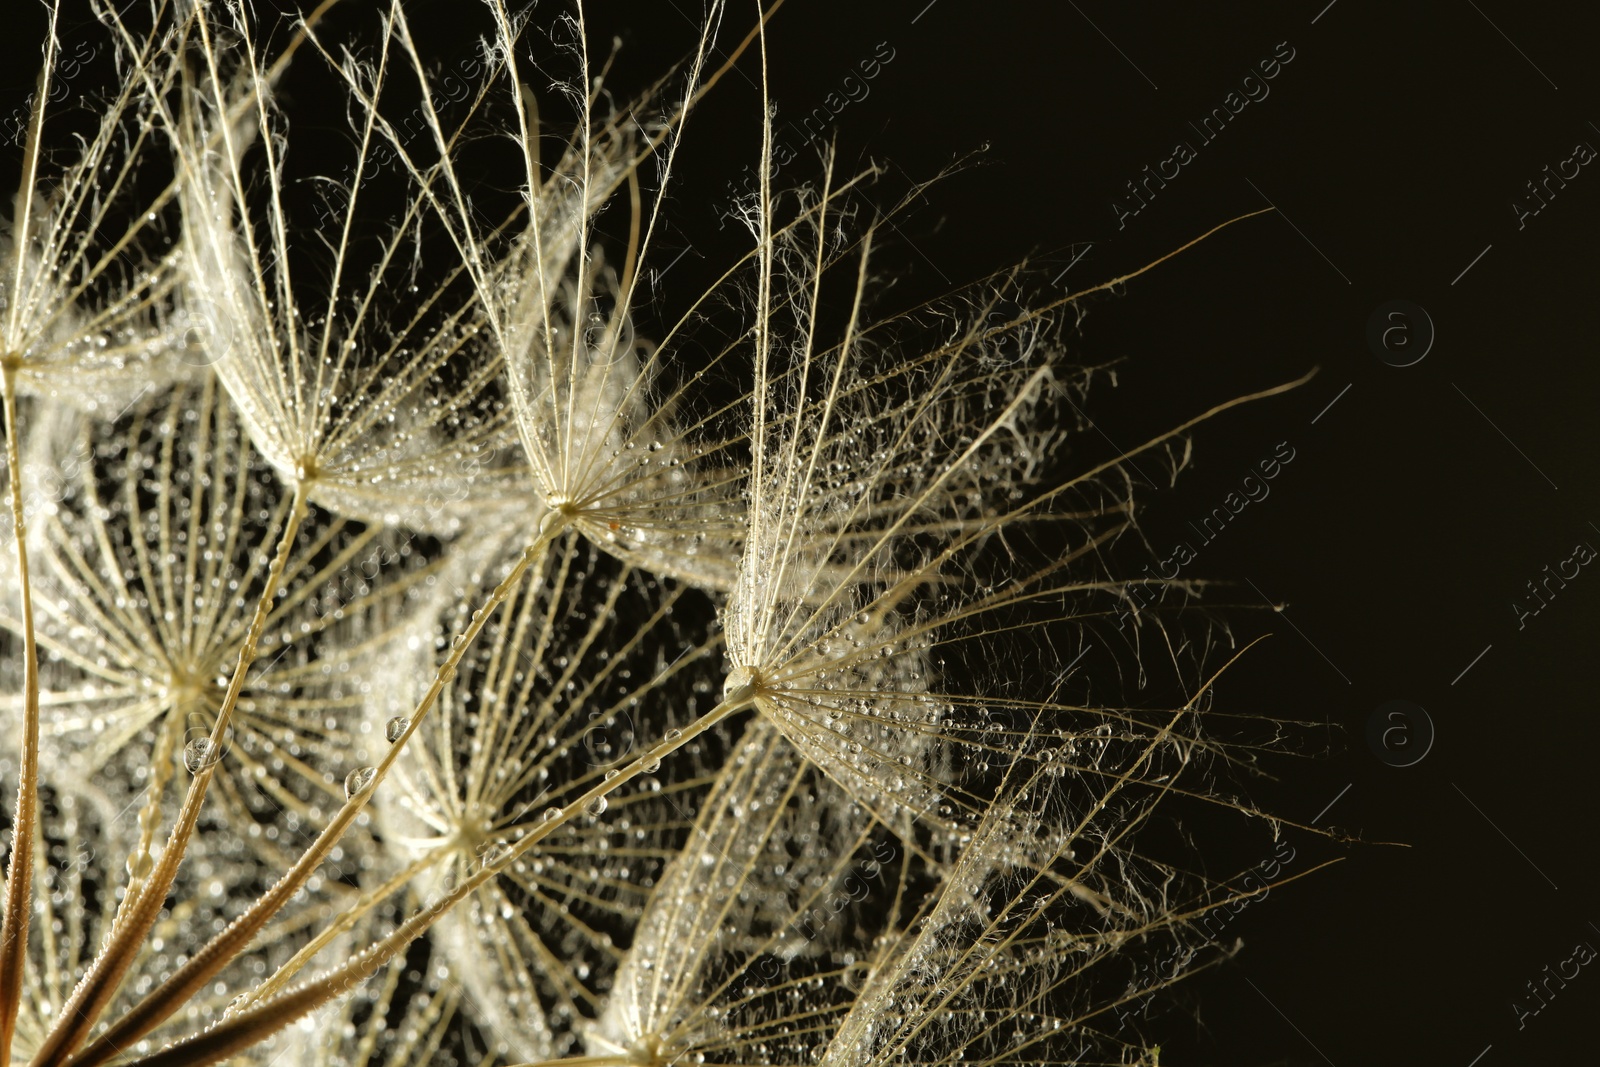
xmin=5 ymin=1 xmax=1599 ymax=1063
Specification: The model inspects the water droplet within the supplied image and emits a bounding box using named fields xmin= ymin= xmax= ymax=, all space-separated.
xmin=344 ymin=766 xmax=377 ymax=798
xmin=126 ymin=851 xmax=153 ymax=880
xmin=542 ymin=807 xmax=563 ymax=822
xmin=603 ymin=768 xmax=620 ymax=781
xmin=584 ymin=795 xmax=608 ymax=817
xmin=183 ymin=737 xmax=216 ymax=773
xmin=385 ymin=716 xmax=410 ymax=743
xmin=642 ymin=757 xmax=661 ymax=773
xmin=664 ymin=728 xmax=682 ymax=742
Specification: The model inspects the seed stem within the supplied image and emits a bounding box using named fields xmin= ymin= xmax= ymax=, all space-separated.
xmin=113 ymin=688 xmax=754 ymax=1067
xmin=32 ymin=476 xmax=311 ymax=1066
xmin=0 ymin=365 xmax=41 ymax=1067
xmin=67 ymin=516 xmax=568 ymax=1067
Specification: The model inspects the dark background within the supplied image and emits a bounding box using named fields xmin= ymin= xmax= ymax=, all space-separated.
xmin=6 ymin=1 xmax=1599 ymax=1063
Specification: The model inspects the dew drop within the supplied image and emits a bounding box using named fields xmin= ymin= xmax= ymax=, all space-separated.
xmin=642 ymin=757 xmax=661 ymax=774
xmin=542 ymin=807 xmax=563 ymax=822
xmin=385 ymin=716 xmax=410 ymax=744
xmin=183 ymin=738 xmax=216 ymax=774
xmin=344 ymin=766 xmax=377 ymax=798
xmin=126 ymin=850 xmax=153 ymax=880
xmin=584 ymin=795 xmax=608 ymax=817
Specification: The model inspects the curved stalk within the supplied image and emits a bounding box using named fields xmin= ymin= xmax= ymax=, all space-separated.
xmin=0 ymin=14 xmax=61 ymax=1060
xmin=66 ymin=517 xmax=568 ymax=1067
xmin=0 ymin=365 xmax=42 ymax=1067
xmin=115 ymin=686 xmax=753 ymax=1067
xmin=29 ymin=477 xmax=311 ymax=1067
xmin=224 ymin=850 xmax=442 ymax=1013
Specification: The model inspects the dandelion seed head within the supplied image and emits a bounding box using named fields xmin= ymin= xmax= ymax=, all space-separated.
xmin=0 ymin=8 xmax=1314 ymax=1067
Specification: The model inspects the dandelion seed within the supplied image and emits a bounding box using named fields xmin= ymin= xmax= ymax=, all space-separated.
xmin=0 ymin=2 xmax=182 ymax=412
xmin=366 ymin=0 xmax=749 ymax=588
xmin=1 ymin=379 xmax=427 ymax=865
xmin=591 ymin=719 xmax=882 ymax=1067
xmin=171 ymin=3 xmax=531 ymax=536
xmin=364 ymin=533 xmax=720 ymax=1061
xmin=717 ymin=165 xmax=1074 ymax=838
